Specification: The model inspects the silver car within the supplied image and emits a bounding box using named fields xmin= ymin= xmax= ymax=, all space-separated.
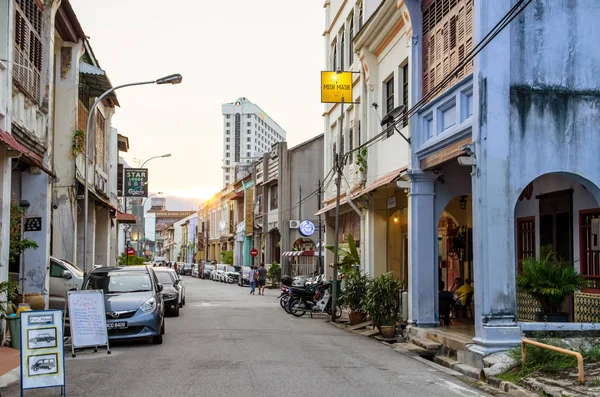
xmin=83 ymin=265 xmax=165 ymax=344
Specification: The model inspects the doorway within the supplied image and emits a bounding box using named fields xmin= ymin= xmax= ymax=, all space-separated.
xmin=538 ymin=189 xmax=573 ymax=261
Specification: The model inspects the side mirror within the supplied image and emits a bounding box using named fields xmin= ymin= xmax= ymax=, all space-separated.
xmin=173 ymin=279 xmax=179 ymax=286
xmin=157 ymin=283 xmax=164 ymax=292
xmin=62 ymin=270 xmax=73 ymax=280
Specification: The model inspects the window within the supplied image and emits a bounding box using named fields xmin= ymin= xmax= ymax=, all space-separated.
xmin=225 ymin=160 xmax=230 ymax=165
xmin=247 ymin=114 xmax=251 ymax=119
xmin=358 ymin=1 xmax=364 ymax=29
xmin=340 ymin=28 xmax=345 ymax=71
xmin=270 ymin=185 xmax=278 ymax=210
xmin=226 ymin=145 xmax=230 ymax=150
xmin=226 ymin=122 xmax=230 ymax=127
xmin=95 ymin=110 xmax=106 ymax=168
xmin=422 ymin=0 xmax=473 ymax=99
xmin=402 ymin=64 xmax=409 ymax=127
xmin=226 ymin=130 xmax=230 ymax=135
xmin=225 ymin=152 xmax=230 ymax=157
xmin=226 ymin=115 xmax=231 ymax=119
xmin=226 ymin=138 xmax=230 ymax=142
xmin=247 ymin=144 xmax=251 ymax=149
xmin=247 ymin=137 xmax=251 ymax=142
xmin=247 ymin=129 xmax=251 ymax=133
xmin=247 ymin=152 xmax=251 ymax=157
xmin=349 ymin=13 xmax=354 ymax=65
xmin=247 ymin=122 xmax=251 ymax=127
xmin=225 ymin=176 xmax=230 ymax=181
xmin=348 ymin=126 xmax=354 ymax=162
xmin=13 ymin=0 xmax=43 ymax=102
xmin=50 ymin=260 xmax=65 ymax=278
xmin=332 ymin=40 xmax=337 ymax=70
xmin=385 ymin=77 xmax=395 ymax=114
xmin=235 ymin=114 xmax=241 ymax=162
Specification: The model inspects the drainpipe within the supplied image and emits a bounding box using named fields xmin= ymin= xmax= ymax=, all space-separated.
xmin=346 ymin=189 xmax=365 ymax=271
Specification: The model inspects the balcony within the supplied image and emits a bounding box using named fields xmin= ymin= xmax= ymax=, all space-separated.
xmin=413 ymin=75 xmax=473 ymax=162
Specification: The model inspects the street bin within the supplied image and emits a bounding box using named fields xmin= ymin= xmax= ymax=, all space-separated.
xmin=7 ymin=315 xmax=21 ymax=349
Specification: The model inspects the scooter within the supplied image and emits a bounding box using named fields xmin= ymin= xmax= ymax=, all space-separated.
xmin=288 ymin=283 xmax=342 ymax=319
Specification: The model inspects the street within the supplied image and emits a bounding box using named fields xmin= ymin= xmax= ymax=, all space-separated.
xmin=2 ymin=277 xmax=491 ymax=397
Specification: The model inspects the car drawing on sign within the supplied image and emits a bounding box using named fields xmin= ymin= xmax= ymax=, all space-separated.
xmin=29 ymin=333 xmax=56 ymax=345
xmin=31 ymin=358 xmax=56 ymax=372
xmin=128 ymin=189 xmax=145 ymax=196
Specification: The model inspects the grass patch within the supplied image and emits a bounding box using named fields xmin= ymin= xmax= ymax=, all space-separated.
xmin=500 ymin=339 xmax=600 ymax=385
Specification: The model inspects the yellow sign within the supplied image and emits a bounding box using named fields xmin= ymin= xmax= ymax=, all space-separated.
xmin=321 ymin=71 xmax=353 ymax=103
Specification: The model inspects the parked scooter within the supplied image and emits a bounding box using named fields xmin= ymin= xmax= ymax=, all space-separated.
xmin=287 ymin=282 xmax=342 ymax=319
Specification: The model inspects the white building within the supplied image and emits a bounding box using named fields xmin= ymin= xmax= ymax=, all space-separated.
xmin=319 ymin=0 xmax=412 ymax=280
xmin=221 ymin=97 xmax=286 ymax=187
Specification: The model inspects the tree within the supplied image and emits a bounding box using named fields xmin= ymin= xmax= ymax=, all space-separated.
xmin=267 ymin=262 xmax=281 ymax=286
xmin=220 ymin=250 xmax=233 ymax=265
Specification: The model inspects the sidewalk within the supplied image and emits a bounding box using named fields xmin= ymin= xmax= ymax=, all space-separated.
xmin=0 ymin=347 xmax=20 ymax=388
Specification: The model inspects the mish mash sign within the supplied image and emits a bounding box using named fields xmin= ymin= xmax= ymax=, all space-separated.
xmin=123 ymin=168 xmax=148 ymax=197
xmin=20 ymin=310 xmax=66 ymax=393
xmin=321 ymin=71 xmax=353 ymax=103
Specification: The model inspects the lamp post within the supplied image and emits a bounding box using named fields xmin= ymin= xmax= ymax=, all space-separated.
xmin=83 ymin=74 xmax=182 ymax=274
xmin=141 ymin=192 xmax=163 ymax=258
xmin=140 ymin=153 xmax=172 ymax=168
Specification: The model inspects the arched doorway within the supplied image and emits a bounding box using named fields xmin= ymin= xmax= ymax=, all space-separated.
xmin=514 ymin=172 xmax=600 ymax=323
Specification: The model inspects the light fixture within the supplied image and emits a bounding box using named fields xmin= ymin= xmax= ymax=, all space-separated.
xmin=155 ymin=74 xmax=183 ymax=85
xmin=161 ymin=154 xmax=172 ymax=158
xmin=393 ymin=216 xmax=399 ymax=223
xmin=19 ymin=200 xmax=30 ymax=209
xmin=459 ymin=195 xmax=468 ymax=210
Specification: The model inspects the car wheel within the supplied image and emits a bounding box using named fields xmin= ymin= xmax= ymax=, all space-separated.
xmin=182 ymin=297 xmax=186 ymax=306
xmin=152 ymin=333 xmax=163 ymax=344
xmin=174 ymin=306 xmax=180 ymax=317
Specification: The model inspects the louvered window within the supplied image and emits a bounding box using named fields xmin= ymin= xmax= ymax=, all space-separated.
xmin=340 ymin=28 xmax=345 ymax=71
xmin=332 ymin=40 xmax=337 ymax=70
xmin=348 ymin=126 xmax=353 ymax=162
xmin=349 ymin=14 xmax=354 ymax=65
xmin=421 ymin=0 xmax=473 ymax=101
xmin=13 ymin=0 xmax=43 ymax=103
xmin=95 ymin=110 xmax=106 ymax=169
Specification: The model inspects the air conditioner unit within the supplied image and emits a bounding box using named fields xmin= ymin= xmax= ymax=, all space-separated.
xmin=592 ymin=218 xmax=600 ymax=250
xmin=289 ymin=220 xmax=300 ymax=229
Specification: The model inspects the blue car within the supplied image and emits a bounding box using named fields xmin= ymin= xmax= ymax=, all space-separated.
xmin=83 ymin=265 xmax=165 ymax=344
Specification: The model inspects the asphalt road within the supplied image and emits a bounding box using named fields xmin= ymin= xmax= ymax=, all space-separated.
xmin=1 ymin=277 xmax=492 ymax=397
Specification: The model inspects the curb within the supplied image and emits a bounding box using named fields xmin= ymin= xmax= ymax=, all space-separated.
xmin=0 ymin=367 xmax=19 ymax=389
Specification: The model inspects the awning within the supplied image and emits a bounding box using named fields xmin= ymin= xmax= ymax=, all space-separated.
xmin=315 ymin=166 xmax=406 ymax=216
xmin=282 ymin=251 xmax=315 ymax=257
xmin=116 ymin=211 xmax=136 ymax=224
xmin=0 ymin=129 xmax=56 ymax=177
xmin=79 ymin=62 xmax=119 ymax=107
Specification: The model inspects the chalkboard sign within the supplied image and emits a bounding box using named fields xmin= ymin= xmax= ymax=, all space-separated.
xmin=67 ymin=290 xmax=109 ymax=354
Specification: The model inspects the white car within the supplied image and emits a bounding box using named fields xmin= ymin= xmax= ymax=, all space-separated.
xmin=211 ymin=269 xmax=224 ymax=281
xmin=49 ymin=257 xmax=85 ymax=309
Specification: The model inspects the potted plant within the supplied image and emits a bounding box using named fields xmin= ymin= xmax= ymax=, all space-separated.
xmin=267 ymin=262 xmax=281 ymax=288
xmin=365 ymin=272 xmax=402 ymax=338
xmin=340 ymin=270 xmax=370 ymax=325
xmin=516 ymin=246 xmax=589 ymax=322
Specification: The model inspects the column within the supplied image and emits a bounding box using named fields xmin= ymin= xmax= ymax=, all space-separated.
xmin=21 ymin=173 xmax=51 ymax=307
xmin=77 ymin=198 xmax=96 ymax=271
xmin=95 ymin=206 xmax=110 ymax=267
xmin=0 ymin=148 xmax=12 ymax=341
xmin=407 ymin=170 xmax=437 ymax=327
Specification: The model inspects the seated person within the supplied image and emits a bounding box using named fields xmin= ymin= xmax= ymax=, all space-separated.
xmin=453 ymin=278 xmax=474 ymax=317
xmin=450 ymin=277 xmax=463 ymax=294
xmin=438 ymin=280 xmax=454 ymax=326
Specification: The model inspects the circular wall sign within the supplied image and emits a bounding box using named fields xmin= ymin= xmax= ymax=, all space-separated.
xmin=298 ymin=220 xmax=315 ymax=237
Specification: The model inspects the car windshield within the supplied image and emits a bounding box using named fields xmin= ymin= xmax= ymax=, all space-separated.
xmin=85 ymin=271 xmax=153 ymax=293
xmin=155 ymin=272 xmax=173 ymax=285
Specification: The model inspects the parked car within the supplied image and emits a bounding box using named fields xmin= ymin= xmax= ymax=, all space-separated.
xmin=211 ymin=268 xmax=224 ymax=281
xmin=49 ymin=257 xmax=85 ymax=309
xmin=222 ymin=266 xmax=239 ymax=284
xmin=168 ymin=269 xmax=185 ymax=306
xmin=82 ymin=265 xmax=165 ymax=344
xmin=29 ymin=333 xmax=56 ymax=345
xmin=153 ymin=267 xmax=181 ymax=316
xmin=239 ymin=267 xmax=250 ymax=287
xmin=191 ymin=264 xmax=199 ymax=278
xmin=181 ymin=263 xmax=193 ymax=276
xmin=203 ymin=264 xmax=215 ymax=279
xmin=292 ymin=275 xmax=311 ymax=287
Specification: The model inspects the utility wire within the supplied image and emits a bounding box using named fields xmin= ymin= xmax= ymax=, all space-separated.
xmin=344 ymin=0 xmax=532 ymax=160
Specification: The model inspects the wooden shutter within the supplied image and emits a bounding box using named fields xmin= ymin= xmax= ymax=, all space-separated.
xmin=13 ymin=0 xmax=42 ymax=103
xmin=95 ymin=111 xmax=106 ymax=169
xmin=517 ymin=217 xmax=536 ymax=271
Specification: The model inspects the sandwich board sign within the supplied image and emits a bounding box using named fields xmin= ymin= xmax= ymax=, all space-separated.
xmin=67 ymin=290 xmax=111 ymax=357
xmin=20 ymin=309 xmax=66 ymax=395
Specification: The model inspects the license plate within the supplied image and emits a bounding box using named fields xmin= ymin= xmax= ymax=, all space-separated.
xmin=107 ymin=321 xmax=128 ymax=329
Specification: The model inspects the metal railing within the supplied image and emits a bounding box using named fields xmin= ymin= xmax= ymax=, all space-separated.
xmin=521 ymin=339 xmax=584 ymax=383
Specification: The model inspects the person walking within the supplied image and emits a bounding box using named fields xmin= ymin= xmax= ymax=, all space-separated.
xmin=257 ymin=263 xmax=267 ymax=295
xmin=249 ymin=266 xmax=256 ymax=295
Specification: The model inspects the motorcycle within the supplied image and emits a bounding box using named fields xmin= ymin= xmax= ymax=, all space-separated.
xmin=288 ymin=283 xmax=342 ymax=319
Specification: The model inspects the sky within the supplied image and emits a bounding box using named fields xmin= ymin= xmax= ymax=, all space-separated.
xmin=72 ymin=0 xmax=325 ymax=199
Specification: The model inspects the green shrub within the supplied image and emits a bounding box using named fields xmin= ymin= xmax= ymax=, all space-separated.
xmin=118 ymin=253 xmax=146 ymax=266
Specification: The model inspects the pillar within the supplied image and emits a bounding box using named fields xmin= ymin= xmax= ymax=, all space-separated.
xmin=77 ymin=198 xmax=95 ymax=271
xmin=407 ymin=170 xmax=437 ymax=327
xmin=21 ymin=172 xmax=51 ymax=306
xmin=0 ymin=148 xmax=12 ymax=341
xmin=95 ymin=206 xmax=110 ymax=267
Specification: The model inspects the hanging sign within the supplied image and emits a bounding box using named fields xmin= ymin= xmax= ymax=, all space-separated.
xmin=321 ymin=71 xmax=353 ymax=103
xmin=298 ymin=220 xmax=315 ymax=237
xmin=20 ymin=310 xmax=66 ymax=394
xmin=123 ymin=168 xmax=148 ymax=197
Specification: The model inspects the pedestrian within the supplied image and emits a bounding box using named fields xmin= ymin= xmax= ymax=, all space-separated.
xmin=173 ymin=262 xmax=178 ymax=273
xmin=257 ymin=263 xmax=267 ymax=295
xmin=249 ymin=266 xmax=256 ymax=295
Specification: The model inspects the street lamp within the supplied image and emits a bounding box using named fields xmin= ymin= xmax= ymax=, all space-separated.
xmin=83 ymin=73 xmax=182 ymax=274
xmin=140 ymin=153 xmax=172 ymax=168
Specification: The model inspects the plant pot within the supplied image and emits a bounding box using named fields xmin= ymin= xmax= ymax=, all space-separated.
xmin=16 ymin=294 xmax=45 ymax=310
xmin=348 ymin=311 xmax=366 ymax=325
xmin=535 ymin=312 xmax=569 ymax=322
xmin=379 ymin=325 xmax=396 ymax=338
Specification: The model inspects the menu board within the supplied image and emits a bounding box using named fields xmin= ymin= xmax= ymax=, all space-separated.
xmin=20 ymin=310 xmax=65 ymax=392
xmin=67 ymin=290 xmax=108 ymax=350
